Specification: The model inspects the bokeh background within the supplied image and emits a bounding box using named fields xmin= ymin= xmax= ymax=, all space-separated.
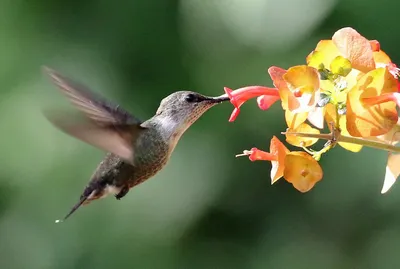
xmin=0 ymin=0 xmax=399 ymax=268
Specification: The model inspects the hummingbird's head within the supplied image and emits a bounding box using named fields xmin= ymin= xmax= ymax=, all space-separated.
xmin=155 ymin=91 xmax=229 ymax=127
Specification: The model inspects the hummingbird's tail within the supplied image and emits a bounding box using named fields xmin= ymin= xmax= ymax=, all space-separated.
xmin=54 ymin=177 xmax=119 ymax=223
xmin=55 ymin=196 xmax=88 ymax=223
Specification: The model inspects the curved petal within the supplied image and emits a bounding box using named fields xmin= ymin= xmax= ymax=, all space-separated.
xmin=283 ymin=152 xmax=323 ymax=192
xmin=306 ymin=40 xmax=341 ymax=69
xmin=285 ymin=110 xmax=308 ymax=129
xmin=332 ymin=27 xmax=375 ymax=73
xmin=346 ymin=68 xmax=398 ymax=137
xmin=286 ymin=123 xmax=320 ymax=147
xmin=270 ymin=136 xmax=290 ymax=184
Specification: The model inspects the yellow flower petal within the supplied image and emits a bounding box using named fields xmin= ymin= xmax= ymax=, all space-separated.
xmin=324 ymin=104 xmax=363 ymax=152
xmin=374 ymin=50 xmax=392 ymax=66
xmin=330 ymin=56 xmax=352 ymax=77
xmin=283 ymin=152 xmax=323 ymax=193
xmin=283 ymin=65 xmax=320 ymax=112
xmin=306 ymin=40 xmax=341 ymax=69
xmin=285 ymin=110 xmax=308 ymax=129
xmin=344 ymin=69 xmax=362 ymax=95
xmin=319 ymin=79 xmax=335 ymax=94
xmin=283 ymin=65 xmax=320 ymax=94
xmin=286 ymin=123 xmax=320 ymax=147
xmin=346 ymin=67 xmax=398 ymax=137
xmin=306 ymin=51 xmax=326 ymax=70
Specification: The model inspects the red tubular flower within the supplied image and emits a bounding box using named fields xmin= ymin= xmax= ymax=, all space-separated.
xmin=236 ymin=147 xmax=278 ymax=162
xmin=257 ymin=95 xmax=281 ymax=110
xmin=236 ymin=136 xmax=289 ymax=183
xmin=224 ymin=86 xmax=280 ymax=122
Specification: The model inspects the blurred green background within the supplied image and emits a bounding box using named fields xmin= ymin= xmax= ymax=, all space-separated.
xmin=0 ymin=0 xmax=399 ymax=268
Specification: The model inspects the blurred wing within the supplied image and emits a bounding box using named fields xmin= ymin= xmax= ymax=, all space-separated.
xmin=44 ymin=66 xmax=141 ymax=125
xmin=43 ymin=67 xmax=145 ymax=164
xmin=44 ymin=112 xmax=143 ymax=164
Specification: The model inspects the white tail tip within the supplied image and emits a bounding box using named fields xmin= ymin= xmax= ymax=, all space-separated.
xmin=55 ymin=219 xmax=63 ymax=224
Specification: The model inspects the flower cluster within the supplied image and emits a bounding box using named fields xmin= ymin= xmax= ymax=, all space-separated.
xmin=223 ymin=27 xmax=400 ymax=193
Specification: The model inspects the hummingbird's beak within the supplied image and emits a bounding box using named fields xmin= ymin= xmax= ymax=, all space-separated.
xmin=206 ymin=94 xmax=230 ymax=104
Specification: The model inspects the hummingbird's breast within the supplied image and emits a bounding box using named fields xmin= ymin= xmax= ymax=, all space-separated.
xmin=128 ymin=128 xmax=171 ymax=187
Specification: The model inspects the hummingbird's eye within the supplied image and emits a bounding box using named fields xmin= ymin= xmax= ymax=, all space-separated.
xmin=185 ymin=93 xmax=197 ymax=103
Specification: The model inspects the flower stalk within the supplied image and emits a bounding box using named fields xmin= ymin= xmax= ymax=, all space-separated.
xmin=283 ymin=130 xmax=400 ymax=153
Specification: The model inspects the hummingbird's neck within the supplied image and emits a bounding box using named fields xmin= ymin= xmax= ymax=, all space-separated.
xmin=144 ymin=115 xmax=187 ymax=142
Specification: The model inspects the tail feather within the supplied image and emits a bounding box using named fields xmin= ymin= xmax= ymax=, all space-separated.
xmin=54 ymin=181 xmax=100 ymax=223
xmin=55 ymin=196 xmax=88 ymax=223
xmin=54 ymin=179 xmax=121 ymax=223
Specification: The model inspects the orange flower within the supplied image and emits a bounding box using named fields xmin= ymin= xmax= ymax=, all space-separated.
xmin=222 ymin=27 xmax=400 ymax=194
xmin=306 ymin=27 xmax=379 ymax=74
xmin=237 ymin=136 xmax=323 ymax=192
xmin=304 ymin=27 xmax=400 ymax=139
xmin=223 ymin=86 xmax=280 ymax=122
xmin=346 ymin=67 xmax=398 ymax=137
xmin=268 ymin=65 xmax=322 ymax=130
xmin=283 ymin=152 xmax=323 ymax=193
xmin=237 ymin=136 xmax=289 ymax=183
xmin=268 ymin=65 xmax=320 ymax=113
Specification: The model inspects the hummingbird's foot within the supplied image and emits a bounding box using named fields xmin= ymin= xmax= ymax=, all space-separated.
xmin=115 ymin=185 xmax=129 ymax=200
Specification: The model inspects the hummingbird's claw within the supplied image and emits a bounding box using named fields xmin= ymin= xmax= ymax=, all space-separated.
xmin=115 ymin=185 xmax=130 ymax=200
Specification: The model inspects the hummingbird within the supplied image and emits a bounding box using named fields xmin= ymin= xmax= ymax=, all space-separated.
xmin=43 ymin=68 xmax=229 ymax=223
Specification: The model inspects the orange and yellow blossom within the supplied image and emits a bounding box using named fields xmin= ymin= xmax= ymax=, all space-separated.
xmin=223 ymin=27 xmax=400 ymax=194
xmin=305 ymin=27 xmax=399 ymax=139
xmin=268 ymin=65 xmax=322 ymax=131
xmin=272 ymin=27 xmax=400 ymax=152
xmin=237 ymin=136 xmax=323 ymax=192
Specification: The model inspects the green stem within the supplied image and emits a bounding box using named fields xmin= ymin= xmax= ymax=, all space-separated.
xmin=282 ymin=131 xmax=400 ymax=153
xmin=335 ymin=106 xmax=341 ymax=130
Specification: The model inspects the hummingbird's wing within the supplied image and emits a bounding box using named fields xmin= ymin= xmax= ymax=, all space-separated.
xmin=43 ymin=67 xmax=145 ymax=164
xmin=44 ymin=67 xmax=142 ymax=125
